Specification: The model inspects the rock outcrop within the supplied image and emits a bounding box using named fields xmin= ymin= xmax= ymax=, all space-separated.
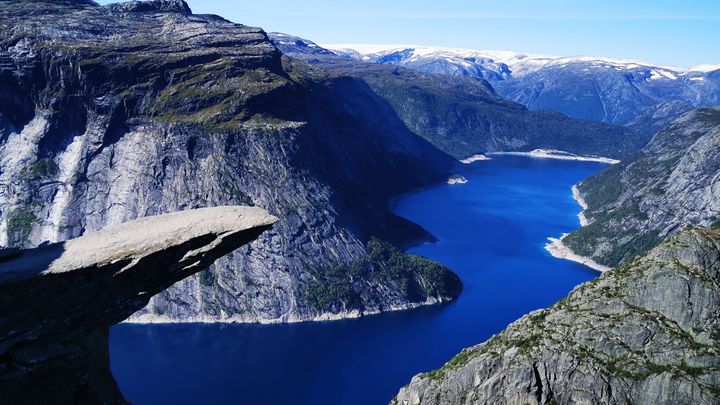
xmin=564 ymin=107 xmax=720 ymax=267
xmin=393 ymin=228 xmax=720 ymax=404
xmin=0 ymin=206 xmax=276 ymax=404
xmin=0 ymin=0 xmax=461 ymax=323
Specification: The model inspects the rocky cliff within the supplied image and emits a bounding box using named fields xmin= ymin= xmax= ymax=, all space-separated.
xmin=0 ymin=0 xmax=461 ymax=323
xmin=564 ymin=107 xmax=720 ymax=267
xmin=271 ymin=34 xmax=643 ymax=160
xmin=393 ymin=228 xmax=720 ymax=404
xmin=0 ymin=206 xmax=276 ymax=404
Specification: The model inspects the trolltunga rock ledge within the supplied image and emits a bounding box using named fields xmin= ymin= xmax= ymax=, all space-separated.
xmin=0 ymin=206 xmax=276 ymax=404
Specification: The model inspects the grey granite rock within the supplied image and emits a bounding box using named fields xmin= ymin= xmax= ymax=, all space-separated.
xmin=564 ymin=107 xmax=720 ymax=267
xmin=0 ymin=206 xmax=276 ymax=404
xmin=393 ymin=228 xmax=720 ymax=404
xmin=0 ymin=0 xmax=460 ymax=323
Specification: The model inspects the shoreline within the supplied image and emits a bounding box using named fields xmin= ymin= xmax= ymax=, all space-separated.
xmin=123 ymin=296 xmax=449 ymax=325
xmin=572 ymin=184 xmax=590 ymax=226
xmin=545 ymin=235 xmax=612 ymax=273
xmin=544 ymin=182 xmax=612 ymax=273
xmin=488 ymin=149 xmax=620 ymax=164
xmin=129 ymin=160 xmax=610 ymax=325
xmin=447 ymin=175 xmax=468 ymax=185
xmin=459 ymin=154 xmax=491 ymax=164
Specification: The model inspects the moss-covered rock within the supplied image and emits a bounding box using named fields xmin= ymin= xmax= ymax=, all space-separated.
xmin=304 ymin=238 xmax=461 ymax=313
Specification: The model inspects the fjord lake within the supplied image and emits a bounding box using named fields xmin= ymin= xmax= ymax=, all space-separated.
xmin=110 ymin=156 xmax=606 ymax=405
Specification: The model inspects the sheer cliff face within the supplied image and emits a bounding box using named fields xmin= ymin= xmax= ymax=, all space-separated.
xmin=393 ymin=228 xmax=720 ymax=405
xmin=0 ymin=0 xmax=460 ymax=323
xmin=564 ymin=108 xmax=720 ymax=267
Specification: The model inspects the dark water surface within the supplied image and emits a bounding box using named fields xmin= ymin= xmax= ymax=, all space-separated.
xmin=110 ymin=156 xmax=605 ymax=405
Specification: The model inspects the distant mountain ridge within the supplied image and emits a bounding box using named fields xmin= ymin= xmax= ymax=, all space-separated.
xmin=271 ymin=33 xmax=644 ymax=160
xmin=327 ymin=43 xmax=716 ymax=77
xmin=316 ymin=42 xmax=720 ymax=126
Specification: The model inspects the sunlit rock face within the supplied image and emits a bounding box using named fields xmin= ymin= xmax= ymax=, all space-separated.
xmin=393 ymin=227 xmax=720 ymax=405
xmin=564 ymin=107 xmax=720 ymax=268
xmin=0 ymin=0 xmax=460 ymax=324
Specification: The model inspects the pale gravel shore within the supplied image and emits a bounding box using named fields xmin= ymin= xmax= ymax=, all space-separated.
xmin=488 ymin=149 xmax=620 ymax=164
xmin=572 ymin=185 xmax=590 ymax=226
xmin=459 ymin=154 xmax=491 ymax=164
xmin=124 ymin=297 xmax=445 ymax=324
xmin=447 ymin=175 xmax=468 ymax=185
xmin=545 ymin=235 xmax=612 ymax=273
xmin=544 ymin=182 xmax=612 ymax=273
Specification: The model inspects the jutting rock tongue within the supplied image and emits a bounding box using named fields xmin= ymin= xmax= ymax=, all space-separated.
xmin=0 ymin=206 xmax=276 ymax=404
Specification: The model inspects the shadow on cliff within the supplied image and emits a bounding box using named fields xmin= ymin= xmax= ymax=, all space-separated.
xmin=0 ymin=207 xmax=276 ymax=404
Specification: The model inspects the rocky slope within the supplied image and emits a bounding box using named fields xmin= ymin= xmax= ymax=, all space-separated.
xmin=0 ymin=0 xmax=462 ymax=323
xmin=326 ymin=44 xmax=720 ymax=127
xmin=272 ymin=34 xmax=643 ymax=160
xmin=393 ymin=227 xmax=720 ymax=404
xmin=0 ymin=206 xmax=276 ymax=404
xmin=564 ymin=107 xmax=720 ymax=267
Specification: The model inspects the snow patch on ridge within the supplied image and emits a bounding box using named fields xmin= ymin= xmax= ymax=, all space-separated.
xmin=324 ymin=43 xmax=716 ymax=76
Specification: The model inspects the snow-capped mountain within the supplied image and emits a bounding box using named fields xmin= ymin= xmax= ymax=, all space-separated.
xmin=324 ymin=44 xmax=720 ymax=125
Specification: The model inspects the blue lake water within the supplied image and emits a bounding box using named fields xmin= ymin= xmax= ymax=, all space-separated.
xmin=110 ymin=156 xmax=605 ymax=405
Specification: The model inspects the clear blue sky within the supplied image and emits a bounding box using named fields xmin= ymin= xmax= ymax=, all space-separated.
xmin=97 ymin=0 xmax=720 ymax=67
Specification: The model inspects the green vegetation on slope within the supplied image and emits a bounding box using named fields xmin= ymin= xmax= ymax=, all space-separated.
xmin=6 ymin=208 xmax=37 ymax=246
xmin=564 ymin=107 xmax=720 ymax=268
xmin=304 ymin=238 xmax=462 ymax=312
xmin=398 ymin=228 xmax=720 ymax=404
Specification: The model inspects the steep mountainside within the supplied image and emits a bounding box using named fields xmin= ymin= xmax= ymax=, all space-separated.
xmin=272 ymin=34 xmax=644 ymax=160
xmin=393 ymin=228 xmax=720 ymax=405
xmin=0 ymin=0 xmax=462 ymax=323
xmin=327 ymin=44 xmax=720 ymax=127
xmin=564 ymin=108 xmax=720 ymax=267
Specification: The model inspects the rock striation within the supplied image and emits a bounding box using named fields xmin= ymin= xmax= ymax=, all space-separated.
xmin=0 ymin=0 xmax=461 ymax=323
xmin=0 ymin=206 xmax=276 ymax=404
xmin=564 ymin=107 xmax=720 ymax=267
xmin=393 ymin=228 xmax=720 ymax=404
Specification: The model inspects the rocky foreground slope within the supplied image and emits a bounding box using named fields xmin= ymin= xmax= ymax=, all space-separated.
xmin=0 ymin=0 xmax=462 ymax=322
xmin=271 ymin=34 xmax=643 ymax=160
xmin=564 ymin=107 xmax=720 ymax=267
xmin=0 ymin=206 xmax=276 ymax=404
xmin=393 ymin=228 xmax=720 ymax=404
